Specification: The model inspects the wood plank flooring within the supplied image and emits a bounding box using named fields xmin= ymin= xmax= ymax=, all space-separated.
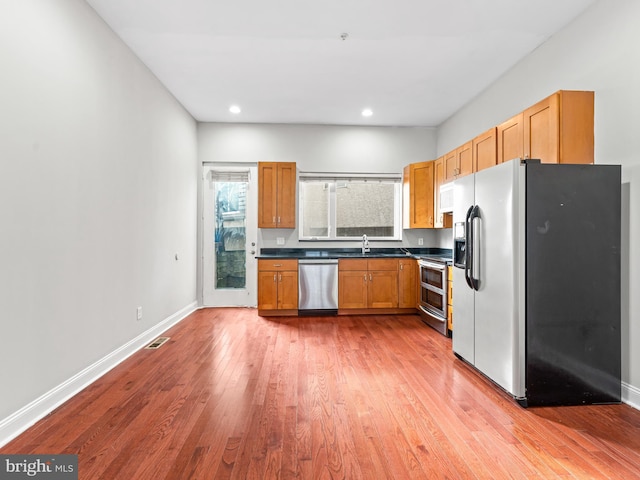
xmin=2 ymin=308 xmax=640 ymax=479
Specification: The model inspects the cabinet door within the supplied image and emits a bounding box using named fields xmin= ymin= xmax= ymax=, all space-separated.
xmin=277 ymin=270 xmax=298 ymax=310
xmin=497 ymin=113 xmax=524 ymax=164
xmin=524 ymin=94 xmax=559 ymax=163
xmin=409 ymin=161 xmax=434 ymax=228
xmin=473 ymin=127 xmax=497 ymax=172
xmin=433 ymin=157 xmax=445 ymax=228
xmin=338 ymin=270 xmax=367 ymax=309
xmin=368 ymin=270 xmax=399 ymax=308
xmin=276 ymin=162 xmax=296 ymax=228
xmin=443 ymin=149 xmax=457 ymax=183
xmin=258 ymin=270 xmax=278 ymax=310
xmin=258 ymin=162 xmax=278 ymax=228
xmin=457 ymin=141 xmax=473 ymax=178
xmin=398 ymin=260 xmax=416 ymax=308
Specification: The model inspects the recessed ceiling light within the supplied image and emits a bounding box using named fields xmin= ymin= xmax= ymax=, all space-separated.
xmin=361 ymin=108 xmax=373 ymax=117
xmin=229 ymin=105 xmax=241 ymax=114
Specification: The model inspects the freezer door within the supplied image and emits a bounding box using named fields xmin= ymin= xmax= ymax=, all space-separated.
xmin=452 ymin=174 xmax=476 ymax=364
xmin=473 ymin=159 xmax=525 ymax=398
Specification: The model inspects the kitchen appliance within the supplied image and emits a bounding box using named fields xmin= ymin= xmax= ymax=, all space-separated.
xmin=417 ymin=258 xmax=449 ymax=336
xmin=298 ymin=258 xmax=338 ymax=315
xmin=453 ymin=158 xmax=621 ymax=407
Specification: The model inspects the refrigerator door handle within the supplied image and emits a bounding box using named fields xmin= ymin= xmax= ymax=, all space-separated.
xmin=464 ymin=205 xmax=474 ymax=289
xmin=469 ymin=205 xmax=481 ymax=291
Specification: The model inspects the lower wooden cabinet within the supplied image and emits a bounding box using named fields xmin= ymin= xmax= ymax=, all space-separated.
xmin=398 ymin=259 xmax=416 ymax=308
xmin=338 ymin=258 xmax=399 ymax=310
xmin=257 ymin=259 xmax=298 ymax=315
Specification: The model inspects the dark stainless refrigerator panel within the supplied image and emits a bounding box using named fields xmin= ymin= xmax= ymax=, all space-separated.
xmin=524 ymin=163 xmax=621 ymax=406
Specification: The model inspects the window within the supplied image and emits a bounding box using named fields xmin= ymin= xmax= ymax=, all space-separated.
xmin=299 ymin=173 xmax=402 ymax=241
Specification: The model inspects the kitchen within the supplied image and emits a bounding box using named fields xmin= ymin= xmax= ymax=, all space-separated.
xmin=2 ymin=0 xmax=640 ymax=476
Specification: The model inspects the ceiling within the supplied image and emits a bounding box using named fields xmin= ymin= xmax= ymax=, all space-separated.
xmin=86 ymin=0 xmax=596 ymax=127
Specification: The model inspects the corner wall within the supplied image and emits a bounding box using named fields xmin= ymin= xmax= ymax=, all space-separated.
xmin=0 ymin=0 xmax=198 ymax=435
xmin=436 ymin=0 xmax=640 ymax=406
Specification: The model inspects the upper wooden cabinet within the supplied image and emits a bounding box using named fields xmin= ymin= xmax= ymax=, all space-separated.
xmin=523 ymin=90 xmax=594 ymax=164
xmin=444 ymin=141 xmax=473 ymax=183
xmin=403 ymin=161 xmax=434 ymax=229
xmin=497 ymin=113 xmax=524 ymax=164
xmin=473 ymin=127 xmax=497 ymax=173
xmin=258 ymin=162 xmax=296 ymax=228
xmin=433 ymin=157 xmax=452 ymax=229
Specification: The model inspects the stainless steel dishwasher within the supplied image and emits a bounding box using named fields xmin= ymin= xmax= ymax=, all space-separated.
xmin=298 ymin=258 xmax=339 ymax=315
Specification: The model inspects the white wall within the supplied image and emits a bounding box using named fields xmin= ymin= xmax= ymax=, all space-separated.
xmin=0 ymin=0 xmax=198 ymax=429
xmin=198 ymin=122 xmax=442 ymax=249
xmin=437 ymin=0 xmax=640 ymax=406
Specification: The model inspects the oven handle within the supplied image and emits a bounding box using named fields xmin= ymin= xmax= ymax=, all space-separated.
xmin=420 ymin=261 xmax=446 ymax=271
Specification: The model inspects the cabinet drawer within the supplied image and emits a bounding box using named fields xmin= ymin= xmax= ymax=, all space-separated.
xmin=339 ymin=258 xmax=368 ymax=271
xmin=258 ymin=259 xmax=298 ymax=271
xmin=367 ymin=258 xmax=398 ymax=271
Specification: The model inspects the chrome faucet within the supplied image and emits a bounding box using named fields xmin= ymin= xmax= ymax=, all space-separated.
xmin=362 ymin=234 xmax=370 ymax=254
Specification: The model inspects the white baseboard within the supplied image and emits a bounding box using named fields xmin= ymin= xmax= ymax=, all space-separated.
xmin=0 ymin=301 xmax=198 ymax=448
xmin=622 ymin=381 xmax=640 ymax=410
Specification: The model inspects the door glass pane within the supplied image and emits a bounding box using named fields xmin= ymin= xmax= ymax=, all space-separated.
xmin=214 ymin=181 xmax=247 ymax=289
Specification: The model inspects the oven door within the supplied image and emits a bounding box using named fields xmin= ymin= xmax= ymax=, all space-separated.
xmin=418 ymin=260 xmax=449 ymax=335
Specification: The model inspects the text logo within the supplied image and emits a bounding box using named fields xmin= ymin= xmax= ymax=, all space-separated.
xmin=0 ymin=455 xmax=77 ymax=479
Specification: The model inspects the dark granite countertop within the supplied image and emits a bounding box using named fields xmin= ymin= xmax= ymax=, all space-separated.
xmin=258 ymin=247 xmax=452 ymax=261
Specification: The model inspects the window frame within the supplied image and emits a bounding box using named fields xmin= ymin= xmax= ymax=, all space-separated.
xmin=298 ymin=172 xmax=403 ymax=241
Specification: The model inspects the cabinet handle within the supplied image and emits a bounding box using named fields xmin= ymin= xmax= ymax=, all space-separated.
xmin=369 ymin=273 xmax=372 ymax=282
xmin=363 ymin=274 xmax=367 ymax=282
xmin=278 ymin=274 xmax=282 ymax=282
xmin=273 ymin=264 xmax=282 ymax=267
xmin=273 ymin=274 xmax=277 ymax=282
xmin=400 ymin=264 xmax=403 ymax=271
xmin=278 ymin=216 xmax=281 ymax=224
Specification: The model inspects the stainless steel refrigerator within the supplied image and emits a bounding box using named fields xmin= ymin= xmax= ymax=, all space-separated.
xmin=452 ymin=158 xmax=621 ymax=407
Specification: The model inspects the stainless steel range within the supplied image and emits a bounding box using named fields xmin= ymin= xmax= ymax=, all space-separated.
xmin=417 ymin=256 xmax=450 ymax=336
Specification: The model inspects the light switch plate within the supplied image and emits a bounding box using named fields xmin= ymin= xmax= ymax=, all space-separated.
xmin=418 ymin=238 xmax=424 ymax=246
xmin=276 ymin=237 xmax=285 ymax=245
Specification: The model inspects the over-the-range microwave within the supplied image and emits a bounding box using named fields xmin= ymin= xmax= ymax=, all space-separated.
xmin=439 ymin=182 xmax=454 ymax=213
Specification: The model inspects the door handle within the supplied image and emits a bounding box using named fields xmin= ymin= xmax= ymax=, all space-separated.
xmin=468 ymin=205 xmax=480 ymax=291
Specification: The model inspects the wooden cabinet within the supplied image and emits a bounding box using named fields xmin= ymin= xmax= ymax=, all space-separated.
xmin=433 ymin=157 xmax=453 ymax=229
xmin=338 ymin=258 xmax=399 ymax=310
xmin=444 ymin=141 xmax=473 ymax=183
xmin=523 ymin=90 xmax=594 ymax=164
xmin=257 ymin=259 xmax=298 ymax=315
xmin=497 ymin=113 xmax=524 ymax=164
xmin=258 ymin=162 xmax=296 ymax=228
xmin=473 ymin=127 xmax=497 ymax=172
xmin=447 ymin=266 xmax=453 ymax=333
xmin=403 ymin=161 xmax=434 ymax=229
xmin=398 ymin=259 xmax=416 ymax=308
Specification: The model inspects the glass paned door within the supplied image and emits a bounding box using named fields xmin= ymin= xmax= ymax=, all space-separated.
xmin=203 ymin=166 xmax=257 ymax=306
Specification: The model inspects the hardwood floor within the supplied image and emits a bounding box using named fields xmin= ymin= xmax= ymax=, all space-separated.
xmin=3 ymin=308 xmax=640 ymax=479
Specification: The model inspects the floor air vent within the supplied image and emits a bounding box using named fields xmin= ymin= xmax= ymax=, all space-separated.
xmin=145 ymin=337 xmax=170 ymax=350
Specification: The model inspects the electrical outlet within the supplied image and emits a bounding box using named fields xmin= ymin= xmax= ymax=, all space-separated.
xmin=418 ymin=238 xmax=424 ymax=246
xmin=136 ymin=306 xmax=143 ymax=321
xmin=277 ymin=237 xmax=285 ymax=245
